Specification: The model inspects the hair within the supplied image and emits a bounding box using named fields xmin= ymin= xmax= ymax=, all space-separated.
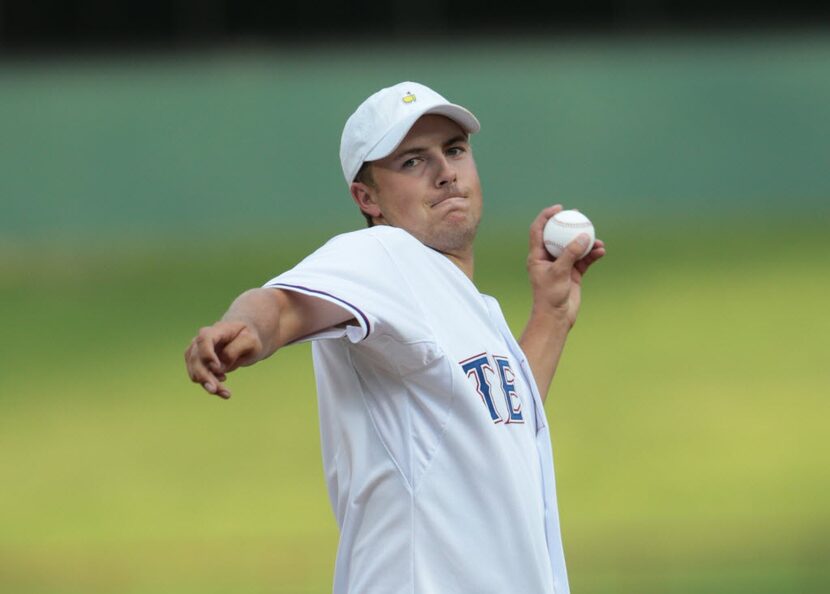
xmin=354 ymin=162 xmax=376 ymax=228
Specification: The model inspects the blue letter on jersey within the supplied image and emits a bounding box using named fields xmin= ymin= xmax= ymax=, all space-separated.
xmin=461 ymin=354 xmax=502 ymax=423
xmin=494 ymin=356 xmax=524 ymax=424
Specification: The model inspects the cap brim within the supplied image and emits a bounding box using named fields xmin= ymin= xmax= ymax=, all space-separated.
xmin=364 ymin=104 xmax=481 ymax=163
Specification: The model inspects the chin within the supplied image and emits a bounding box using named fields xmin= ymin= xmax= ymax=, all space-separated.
xmin=427 ymin=218 xmax=480 ymax=253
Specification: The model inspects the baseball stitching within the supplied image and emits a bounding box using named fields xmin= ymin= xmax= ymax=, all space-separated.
xmin=551 ymin=219 xmax=592 ymax=229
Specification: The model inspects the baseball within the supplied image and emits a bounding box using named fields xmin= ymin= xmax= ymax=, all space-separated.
xmin=543 ymin=209 xmax=596 ymax=259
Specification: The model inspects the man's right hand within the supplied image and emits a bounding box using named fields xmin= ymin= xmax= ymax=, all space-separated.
xmin=184 ymin=321 xmax=264 ymax=399
xmin=184 ymin=287 xmax=357 ymax=400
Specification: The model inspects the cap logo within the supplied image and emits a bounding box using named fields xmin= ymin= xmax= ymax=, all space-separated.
xmin=402 ymin=92 xmax=416 ymax=104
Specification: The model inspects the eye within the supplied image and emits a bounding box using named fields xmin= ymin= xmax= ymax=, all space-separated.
xmin=446 ymin=146 xmax=466 ymax=157
xmin=401 ymin=157 xmax=421 ymax=169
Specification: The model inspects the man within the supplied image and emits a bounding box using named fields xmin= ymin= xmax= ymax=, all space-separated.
xmin=185 ymin=81 xmax=605 ymax=594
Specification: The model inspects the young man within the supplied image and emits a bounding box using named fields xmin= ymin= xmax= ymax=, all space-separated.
xmin=185 ymin=81 xmax=605 ymax=594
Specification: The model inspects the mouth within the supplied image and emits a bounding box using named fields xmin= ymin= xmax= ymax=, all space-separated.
xmin=430 ymin=195 xmax=467 ymax=208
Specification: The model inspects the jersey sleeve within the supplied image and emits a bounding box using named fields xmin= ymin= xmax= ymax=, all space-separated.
xmin=262 ymin=228 xmax=423 ymax=344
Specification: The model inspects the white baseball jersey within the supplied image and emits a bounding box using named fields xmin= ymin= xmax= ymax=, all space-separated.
xmin=264 ymin=226 xmax=570 ymax=594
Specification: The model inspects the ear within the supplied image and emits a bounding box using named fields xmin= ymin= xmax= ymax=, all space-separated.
xmin=350 ymin=182 xmax=382 ymax=220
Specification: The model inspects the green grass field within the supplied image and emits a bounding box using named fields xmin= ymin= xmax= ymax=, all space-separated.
xmin=1 ymin=221 xmax=828 ymax=593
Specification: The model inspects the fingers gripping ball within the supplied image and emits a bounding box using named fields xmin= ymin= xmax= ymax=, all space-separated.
xmin=543 ymin=209 xmax=596 ymax=259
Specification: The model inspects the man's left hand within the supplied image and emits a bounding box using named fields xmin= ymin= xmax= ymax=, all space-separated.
xmin=527 ymin=204 xmax=607 ymax=329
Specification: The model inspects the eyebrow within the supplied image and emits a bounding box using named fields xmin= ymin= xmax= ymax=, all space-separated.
xmin=393 ymin=134 xmax=470 ymax=160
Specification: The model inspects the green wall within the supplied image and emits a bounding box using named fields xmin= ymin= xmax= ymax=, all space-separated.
xmin=2 ymin=33 xmax=829 ymax=241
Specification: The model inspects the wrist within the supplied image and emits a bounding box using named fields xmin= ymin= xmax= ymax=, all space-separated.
xmin=529 ymin=304 xmax=573 ymax=331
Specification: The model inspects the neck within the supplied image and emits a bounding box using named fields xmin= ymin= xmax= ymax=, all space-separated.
xmin=443 ymin=247 xmax=475 ymax=281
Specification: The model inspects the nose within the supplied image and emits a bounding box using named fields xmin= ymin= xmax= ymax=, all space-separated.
xmin=434 ymin=155 xmax=457 ymax=188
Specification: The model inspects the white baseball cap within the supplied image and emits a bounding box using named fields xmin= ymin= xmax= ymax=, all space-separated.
xmin=339 ymin=81 xmax=481 ymax=185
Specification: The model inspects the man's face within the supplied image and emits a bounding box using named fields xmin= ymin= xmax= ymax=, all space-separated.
xmin=352 ymin=115 xmax=483 ymax=255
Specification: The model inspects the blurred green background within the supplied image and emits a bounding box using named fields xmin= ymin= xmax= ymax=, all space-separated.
xmin=2 ymin=33 xmax=829 ymax=593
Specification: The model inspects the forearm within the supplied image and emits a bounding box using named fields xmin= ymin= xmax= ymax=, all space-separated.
xmin=221 ymin=288 xmax=284 ymax=361
xmin=518 ymin=308 xmax=572 ymax=403
xmin=220 ymin=287 xmax=355 ymax=363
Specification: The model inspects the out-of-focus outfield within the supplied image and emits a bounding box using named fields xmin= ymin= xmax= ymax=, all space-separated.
xmin=2 ymin=33 xmax=830 ymax=593
xmin=1 ymin=225 xmax=829 ymax=593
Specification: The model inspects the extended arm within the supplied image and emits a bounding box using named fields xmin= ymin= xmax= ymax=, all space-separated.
xmin=518 ymin=205 xmax=606 ymax=402
xmin=184 ymin=288 xmax=354 ymax=399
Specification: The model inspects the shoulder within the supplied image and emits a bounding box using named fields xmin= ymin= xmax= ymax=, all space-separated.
xmin=327 ymin=225 xmax=419 ymax=245
xmin=323 ymin=226 xmax=426 ymax=256
xmin=479 ymin=293 xmax=508 ymax=322
xmin=289 ymin=226 xmax=427 ymax=279
xmin=479 ymin=293 xmax=499 ymax=307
